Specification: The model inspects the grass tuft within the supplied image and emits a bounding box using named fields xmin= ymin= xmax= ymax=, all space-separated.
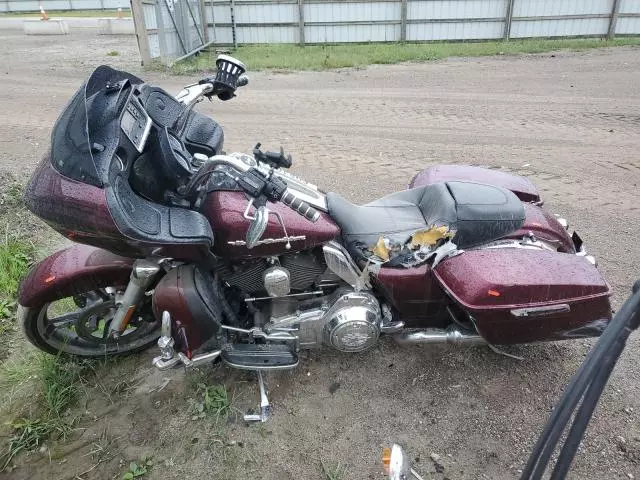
xmin=321 ymin=459 xmax=348 ymax=480
xmin=0 ymin=239 xmax=34 ymax=301
xmin=169 ymin=37 xmax=640 ymax=74
xmin=0 ymin=354 xmax=92 ymax=470
xmin=188 ymin=382 xmax=232 ymax=420
xmin=107 ymin=50 xmax=120 ymax=57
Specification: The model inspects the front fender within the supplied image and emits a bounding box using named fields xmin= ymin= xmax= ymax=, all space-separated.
xmin=19 ymin=244 xmax=135 ymax=308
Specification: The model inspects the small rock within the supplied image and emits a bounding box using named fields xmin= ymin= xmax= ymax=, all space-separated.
xmin=626 ymin=474 xmax=634 ymax=480
xmin=616 ymin=436 xmax=628 ymax=452
xmin=430 ymin=453 xmax=441 ymax=463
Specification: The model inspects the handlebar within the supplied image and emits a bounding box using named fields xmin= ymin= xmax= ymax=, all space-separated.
xmin=281 ymin=190 xmax=320 ymax=222
xmin=178 ymin=154 xmax=319 ymax=222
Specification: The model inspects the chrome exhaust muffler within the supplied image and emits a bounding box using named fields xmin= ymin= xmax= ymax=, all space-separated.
xmin=393 ymin=325 xmax=485 ymax=345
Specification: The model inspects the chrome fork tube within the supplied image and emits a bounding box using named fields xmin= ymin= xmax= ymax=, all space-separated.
xmin=108 ymin=259 xmax=161 ymax=337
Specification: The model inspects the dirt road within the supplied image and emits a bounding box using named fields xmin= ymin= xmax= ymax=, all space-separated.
xmin=0 ymin=31 xmax=639 ymax=479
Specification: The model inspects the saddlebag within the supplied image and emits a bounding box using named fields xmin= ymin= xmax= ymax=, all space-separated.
xmin=433 ymin=249 xmax=611 ymax=344
xmin=152 ymin=264 xmax=222 ymax=357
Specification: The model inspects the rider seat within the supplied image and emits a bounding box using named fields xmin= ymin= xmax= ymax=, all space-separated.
xmin=327 ymin=181 xmax=525 ymax=256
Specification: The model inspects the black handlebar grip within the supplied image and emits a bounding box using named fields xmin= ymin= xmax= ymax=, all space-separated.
xmin=281 ymin=191 xmax=320 ymax=222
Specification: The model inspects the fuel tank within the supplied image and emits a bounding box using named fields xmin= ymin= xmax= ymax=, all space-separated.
xmin=202 ymin=191 xmax=340 ymax=259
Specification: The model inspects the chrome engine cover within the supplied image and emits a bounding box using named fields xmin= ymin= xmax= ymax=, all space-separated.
xmin=263 ymin=266 xmax=291 ymax=297
xmin=323 ymin=292 xmax=381 ymax=352
xmin=266 ymin=291 xmax=381 ymax=352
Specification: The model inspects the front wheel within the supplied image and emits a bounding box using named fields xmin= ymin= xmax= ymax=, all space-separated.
xmin=20 ymin=286 xmax=160 ymax=358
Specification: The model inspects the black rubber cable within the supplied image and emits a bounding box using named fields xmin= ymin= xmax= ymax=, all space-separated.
xmin=549 ymin=341 xmax=625 ymax=480
xmin=522 ymin=326 xmax=621 ymax=479
xmin=521 ymin=285 xmax=640 ymax=480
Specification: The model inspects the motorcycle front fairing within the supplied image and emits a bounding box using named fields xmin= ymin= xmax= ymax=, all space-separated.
xmin=24 ymin=66 xmax=214 ymax=261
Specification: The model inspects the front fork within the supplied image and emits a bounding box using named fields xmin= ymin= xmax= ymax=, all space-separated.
xmin=107 ymin=259 xmax=161 ymax=337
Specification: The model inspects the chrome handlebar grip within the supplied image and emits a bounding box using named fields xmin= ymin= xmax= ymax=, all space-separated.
xmin=281 ymin=190 xmax=320 ymax=222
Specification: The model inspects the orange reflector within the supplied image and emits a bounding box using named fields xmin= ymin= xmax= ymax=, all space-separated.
xmin=119 ymin=306 xmax=137 ymax=332
xmin=44 ymin=275 xmax=56 ymax=284
xmin=488 ymin=290 xmax=501 ymax=297
xmin=382 ymin=447 xmax=391 ymax=472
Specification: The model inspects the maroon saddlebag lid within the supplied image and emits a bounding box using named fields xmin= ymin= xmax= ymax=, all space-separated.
xmin=433 ymin=249 xmax=612 ymax=344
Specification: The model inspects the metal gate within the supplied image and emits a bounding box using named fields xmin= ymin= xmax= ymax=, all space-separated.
xmin=131 ymin=0 xmax=213 ymax=65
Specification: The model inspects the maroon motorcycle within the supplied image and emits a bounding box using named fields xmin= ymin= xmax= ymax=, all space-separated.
xmin=18 ymin=56 xmax=611 ymax=417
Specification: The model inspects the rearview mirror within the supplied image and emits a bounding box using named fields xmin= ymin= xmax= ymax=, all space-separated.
xmin=246 ymin=206 xmax=269 ymax=249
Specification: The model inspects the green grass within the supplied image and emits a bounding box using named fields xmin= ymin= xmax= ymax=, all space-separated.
xmin=171 ymin=37 xmax=640 ymax=73
xmin=188 ymin=382 xmax=232 ymax=421
xmin=0 ymin=9 xmax=131 ymax=18
xmin=0 ymin=354 xmax=91 ymax=470
xmin=321 ymin=459 xmax=348 ymax=480
xmin=0 ymin=239 xmax=34 ymax=301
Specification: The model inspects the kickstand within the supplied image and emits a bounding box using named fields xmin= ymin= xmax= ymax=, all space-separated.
xmin=244 ymin=370 xmax=270 ymax=423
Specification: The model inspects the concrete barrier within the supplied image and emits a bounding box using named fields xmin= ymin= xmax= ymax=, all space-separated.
xmin=98 ymin=18 xmax=135 ymax=35
xmin=23 ymin=19 xmax=69 ymax=35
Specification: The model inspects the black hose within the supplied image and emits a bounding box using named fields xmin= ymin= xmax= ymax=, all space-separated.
xmin=212 ymin=272 xmax=240 ymax=327
xmin=522 ymin=323 xmax=621 ymax=479
xmin=549 ymin=337 xmax=626 ymax=480
xmin=521 ymin=284 xmax=640 ymax=480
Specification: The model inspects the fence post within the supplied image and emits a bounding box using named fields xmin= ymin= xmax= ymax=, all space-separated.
xmin=608 ymin=0 xmax=621 ymax=39
xmin=298 ymin=0 xmax=305 ymax=45
xmin=155 ymin=0 xmax=167 ymax=62
xmin=131 ymin=0 xmax=152 ymax=65
xmin=230 ymin=0 xmax=237 ymax=48
xmin=200 ymin=0 xmax=209 ymax=42
xmin=504 ymin=0 xmax=515 ymax=40
xmin=400 ymin=0 xmax=407 ymax=42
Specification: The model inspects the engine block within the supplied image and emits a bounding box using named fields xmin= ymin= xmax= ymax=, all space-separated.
xmin=267 ymin=290 xmax=382 ymax=352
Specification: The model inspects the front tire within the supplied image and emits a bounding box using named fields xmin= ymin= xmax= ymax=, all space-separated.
xmin=20 ymin=286 xmax=160 ymax=358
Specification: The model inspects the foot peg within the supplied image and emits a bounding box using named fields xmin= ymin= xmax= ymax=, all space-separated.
xmin=152 ymin=311 xmax=222 ymax=370
xmin=244 ymin=370 xmax=270 ymax=423
xmin=221 ymin=343 xmax=298 ymax=370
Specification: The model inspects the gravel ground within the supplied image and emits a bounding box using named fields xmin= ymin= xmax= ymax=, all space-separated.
xmin=0 ymin=31 xmax=639 ymax=480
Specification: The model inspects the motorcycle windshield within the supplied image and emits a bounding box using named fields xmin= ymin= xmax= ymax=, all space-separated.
xmin=50 ymin=65 xmax=142 ymax=188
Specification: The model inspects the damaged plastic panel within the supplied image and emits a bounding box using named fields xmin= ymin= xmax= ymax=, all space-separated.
xmin=368 ymin=225 xmax=458 ymax=268
xmin=326 ymin=181 xmax=525 ymax=269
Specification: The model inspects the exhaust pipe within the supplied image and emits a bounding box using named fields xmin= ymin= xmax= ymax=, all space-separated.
xmin=393 ymin=325 xmax=485 ymax=345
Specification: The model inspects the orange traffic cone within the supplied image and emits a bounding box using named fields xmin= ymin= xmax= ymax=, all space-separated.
xmin=39 ymin=5 xmax=49 ymax=21
xmin=116 ymin=7 xmax=123 ymax=19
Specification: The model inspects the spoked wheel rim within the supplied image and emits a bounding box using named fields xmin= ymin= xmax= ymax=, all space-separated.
xmin=35 ymin=288 xmax=160 ymax=356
